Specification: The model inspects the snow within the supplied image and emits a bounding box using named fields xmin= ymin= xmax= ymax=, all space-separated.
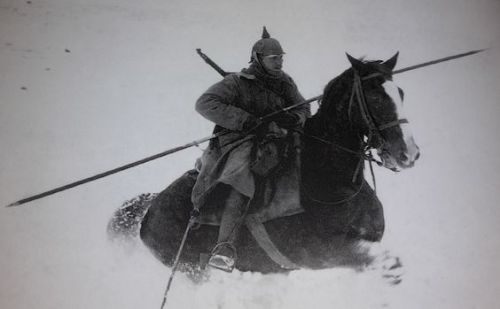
xmin=1 ymin=0 xmax=500 ymax=308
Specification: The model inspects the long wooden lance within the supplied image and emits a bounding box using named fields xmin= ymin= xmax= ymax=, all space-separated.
xmin=5 ymin=48 xmax=486 ymax=207
xmin=393 ymin=49 xmax=486 ymax=74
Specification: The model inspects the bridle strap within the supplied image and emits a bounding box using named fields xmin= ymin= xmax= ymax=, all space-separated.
xmin=361 ymin=72 xmax=384 ymax=80
xmin=304 ymin=69 xmax=405 ymax=202
xmin=378 ymin=118 xmax=408 ymax=131
xmin=303 ymin=132 xmax=383 ymax=165
xmin=352 ymin=70 xmax=409 ymax=145
xmin=352 ymin=71 xmax=383 ymax=148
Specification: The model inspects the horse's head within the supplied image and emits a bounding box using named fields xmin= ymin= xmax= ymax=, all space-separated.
xmin=346 ymin=52 xmax=420 ymax=171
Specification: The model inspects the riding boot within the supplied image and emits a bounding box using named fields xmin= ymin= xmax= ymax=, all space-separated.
xmin=208 ymin=189 xmax=250 ymax=272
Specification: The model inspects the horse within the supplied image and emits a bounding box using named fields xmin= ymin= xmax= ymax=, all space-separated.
xmin=108 ymin=53 xmax=420 ymax=275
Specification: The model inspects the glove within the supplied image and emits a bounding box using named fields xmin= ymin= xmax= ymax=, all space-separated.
xmin=242 ymin=116 xmax=263 ymax=132
xmin=273 ymin=112 xmax=301 ymax=129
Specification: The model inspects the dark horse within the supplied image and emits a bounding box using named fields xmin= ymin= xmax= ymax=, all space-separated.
xmin=108 ymin=53 xmax=420 ymax=274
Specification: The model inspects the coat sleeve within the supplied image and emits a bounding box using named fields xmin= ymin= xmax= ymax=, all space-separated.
xmin=195 ymin=75 xmax=256 ymax=131
xmin=283 ymin=75 xmax=311 ymax=125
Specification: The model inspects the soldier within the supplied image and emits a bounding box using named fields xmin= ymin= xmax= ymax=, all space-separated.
xmin=192 ymin=27 xmax=310 ymax=272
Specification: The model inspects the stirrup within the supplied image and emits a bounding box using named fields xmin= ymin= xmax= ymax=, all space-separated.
xmin=208 ymin=242 xmax=237 ymax=272
xmin=208 ymin=254 xmax=235 ymax=272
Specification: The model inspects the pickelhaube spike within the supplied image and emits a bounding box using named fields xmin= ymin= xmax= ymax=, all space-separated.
xmin=250 ymin=26 xmax=285 ymax=62
xmin=262 ymin=26 xmax=270 ymax=39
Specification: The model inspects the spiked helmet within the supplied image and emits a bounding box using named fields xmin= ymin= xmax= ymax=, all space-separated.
xmin=250 ymin=26 xmax=285 ymax=62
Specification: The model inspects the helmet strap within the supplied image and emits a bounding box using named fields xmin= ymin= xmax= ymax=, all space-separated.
xmin=252 ymin=52 xmax=267 ymax=72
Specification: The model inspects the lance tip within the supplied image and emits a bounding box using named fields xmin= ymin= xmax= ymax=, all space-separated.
xmin=6 ymin=201 xmax=20 ymax=207
xmin=472 ymin=48 xmax=488 ymax=53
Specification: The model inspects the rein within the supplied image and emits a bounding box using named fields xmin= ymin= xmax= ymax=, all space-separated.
xmin=303 ymin=133 xmax=383 ymax=164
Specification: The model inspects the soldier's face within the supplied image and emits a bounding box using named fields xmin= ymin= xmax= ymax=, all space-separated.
xmin=261 ymin=54 xmax=283 ymax=73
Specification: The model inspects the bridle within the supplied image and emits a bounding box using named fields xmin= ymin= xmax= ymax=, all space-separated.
xmin=303 ymin=68 xmax=408 ymax=201
xmin=349 ymin=70 xmax=409 ymax=150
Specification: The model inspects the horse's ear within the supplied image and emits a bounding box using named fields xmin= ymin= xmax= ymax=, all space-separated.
xmin=383 ymin=52 xmax=399 ymax=71
xmin=346 ymin=53 xmax=364 ymax=71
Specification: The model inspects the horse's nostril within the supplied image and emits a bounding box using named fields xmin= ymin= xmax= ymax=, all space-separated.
xmin=415 ymin=151 xmax=421 ymax=160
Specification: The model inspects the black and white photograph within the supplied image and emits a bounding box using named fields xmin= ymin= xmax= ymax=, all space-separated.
xmin=1 ymin=0 xmax=499 ymax=308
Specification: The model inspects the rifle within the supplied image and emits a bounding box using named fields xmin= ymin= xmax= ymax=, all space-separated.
xmin=196 ymin=49 xmax=229 ymax=77
xmin=195 ymin=48 xmax=320 ymax=119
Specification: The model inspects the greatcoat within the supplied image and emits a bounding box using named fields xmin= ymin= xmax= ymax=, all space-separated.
xmin=192 ymin=66 xmax=310 ymax=224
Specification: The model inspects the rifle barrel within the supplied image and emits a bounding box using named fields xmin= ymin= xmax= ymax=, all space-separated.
xmin=196 ymin=49 xmax=228 ymax=77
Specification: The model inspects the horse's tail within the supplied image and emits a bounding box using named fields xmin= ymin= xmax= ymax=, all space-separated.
xmin=107 ymin=193 xmax=158 ymax=242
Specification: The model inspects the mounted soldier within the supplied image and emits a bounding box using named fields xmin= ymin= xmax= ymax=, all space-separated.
xmin=192 ymin=27 xmax=310 ymax=272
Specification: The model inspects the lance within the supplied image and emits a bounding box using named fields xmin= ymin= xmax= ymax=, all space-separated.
xmin=195 ymin=48 xmax=487 ymax=106
xmin=393 ymin=49 xmax=487 ymax=74
xmin=5 ymin=48 xmax=486 ymax=208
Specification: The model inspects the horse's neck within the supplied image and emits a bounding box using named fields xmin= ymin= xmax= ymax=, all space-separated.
xmin=305 ymin=117 xmax=363 ymax=166
xmin=302 ymin=111 xmax=366 ymax=198
xmin=301 ymin=69 xmax=368 ymax=191
xmin=300 ymin=119 xmax=364 ymax=206
xmin=308 ymin=107 xmax=364 ymax=152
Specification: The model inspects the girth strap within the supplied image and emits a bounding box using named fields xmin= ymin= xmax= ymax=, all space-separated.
xmin=245 ymin=215 xmax=300 ymax=270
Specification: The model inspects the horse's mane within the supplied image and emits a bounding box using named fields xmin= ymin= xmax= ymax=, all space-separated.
xmin=317 ymin=68 xmax=353 ymax=121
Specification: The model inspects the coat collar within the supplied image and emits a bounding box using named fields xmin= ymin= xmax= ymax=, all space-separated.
xmin=236 ymin=72 xmax=256 ymax=80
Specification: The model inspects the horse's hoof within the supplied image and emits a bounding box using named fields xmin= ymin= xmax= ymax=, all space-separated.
xmin=364 ymin=246 xmax=404 ymax=286
xmin=380 ymin=255 xmax=403 ymax=285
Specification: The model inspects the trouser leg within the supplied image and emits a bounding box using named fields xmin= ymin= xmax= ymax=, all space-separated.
xmin=208 ymin=189 xmax=250 ymax=271
xmin=215 ymin=189 xmax=250 ymax=254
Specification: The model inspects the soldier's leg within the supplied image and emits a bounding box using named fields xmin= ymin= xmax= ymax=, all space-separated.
xmin=208 ymin=189 xmax=250 ymax=272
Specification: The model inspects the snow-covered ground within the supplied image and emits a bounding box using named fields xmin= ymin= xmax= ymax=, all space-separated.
xmin=1 ymin=0 xmax=500 ymax=308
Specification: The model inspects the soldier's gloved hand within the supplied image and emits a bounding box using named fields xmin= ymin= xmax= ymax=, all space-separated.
xmin=273 ymin=112 xmax=301 ymax=129
xmin=242 ymin=116 xmax=263 ymax=132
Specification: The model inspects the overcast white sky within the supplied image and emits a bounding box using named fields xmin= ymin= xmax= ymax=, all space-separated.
xmin=1 ymin=0 xmax=500 ymax=308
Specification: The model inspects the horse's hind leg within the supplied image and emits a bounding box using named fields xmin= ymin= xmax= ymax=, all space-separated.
xmin=139 ymin=170 xmax=220 ymax=272
xmin=140 ymin=170 xmax=198 ymax=266
xmin=107 ymin=193 xmax=157 ymax=242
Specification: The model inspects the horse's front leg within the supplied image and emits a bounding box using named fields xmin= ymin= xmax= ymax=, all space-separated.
xmin=347 ymin=180 xmax=385 ymax=242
